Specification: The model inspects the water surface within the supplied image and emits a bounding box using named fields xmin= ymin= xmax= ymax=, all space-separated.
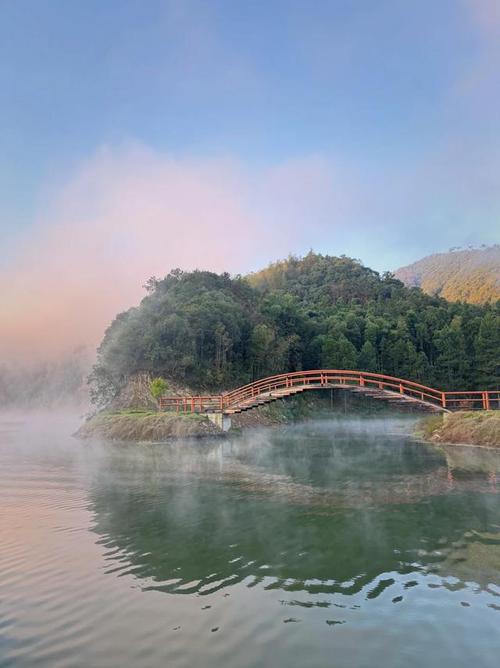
xmin=1 ymin=414 xmax=499 ymax=667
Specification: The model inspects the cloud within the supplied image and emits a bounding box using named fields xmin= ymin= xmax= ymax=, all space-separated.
xmin=0 ymin=145 xmax=340 ymax=363
xmin=454 ymin=1 xmax=500 ymax=115
xmin=464 ymin=0 xmax=500 ymax=38
xmin=2 ymin=122 xmax=500 ymax=364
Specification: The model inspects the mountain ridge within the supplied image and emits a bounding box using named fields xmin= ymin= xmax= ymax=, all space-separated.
xmin=395 ymin=246 xmax=500 ymax=304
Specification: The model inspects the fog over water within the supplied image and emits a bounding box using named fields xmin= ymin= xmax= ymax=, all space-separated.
xmin=1 ymin=412 xmax=499 ymax=667
xmin=0 ymin=348 xmax=91 ymax=411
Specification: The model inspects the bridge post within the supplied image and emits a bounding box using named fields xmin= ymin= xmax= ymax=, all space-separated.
xmin=441 ymin=393 xmax=447 ymax=409
xmin=483 ymin=392 xmax=490 ymax=410
xmin=207 ymin=413 xmax=232 ymax=432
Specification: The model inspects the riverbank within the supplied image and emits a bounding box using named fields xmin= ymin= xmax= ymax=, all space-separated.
xmin=75 ymin=410 xmax=222 ymax=441
xmin=418 ymin=411 xmax=500 ymax=448
xmin=76 ymin=389 xmax=425 ymax=442
xmin=75 ymin=401 xmax=303 ymax=442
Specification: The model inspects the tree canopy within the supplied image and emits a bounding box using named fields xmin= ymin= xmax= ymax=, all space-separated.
xmin=90 ymin=253 xmax=500 ymax=405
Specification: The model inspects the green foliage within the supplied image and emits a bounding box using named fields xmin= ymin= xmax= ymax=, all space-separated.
xmin=321 ymin=334 xmax=358 ymax=369
xmin=150 ymin=377 xmax=168 ymax=400
xmin=90 ymin=253 xmax=500 ymax=405
xmin=358 ymin=341 xmax=377 ymax=372
xmin=475 ymin=313 xmax=500 ymax=387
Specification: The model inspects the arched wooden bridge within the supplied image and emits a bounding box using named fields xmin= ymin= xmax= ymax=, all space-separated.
xmin=159 ymin=370 xmax=500 ymax=415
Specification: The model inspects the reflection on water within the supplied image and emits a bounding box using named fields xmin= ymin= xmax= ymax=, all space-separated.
xmin=1 ymin=414 xmax=500 ymax=667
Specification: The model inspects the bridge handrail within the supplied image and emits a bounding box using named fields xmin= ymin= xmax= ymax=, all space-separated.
xmin=223 ymin=369 xmax=443 ymax=397
xmin=443 ymin=390 xmax=500 ymax=395
xmin=221 ymin=370 xmax=445 ymax=408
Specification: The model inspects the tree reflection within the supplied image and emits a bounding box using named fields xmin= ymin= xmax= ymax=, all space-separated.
xmin=88 ymin=422 xmax=500 ymax=597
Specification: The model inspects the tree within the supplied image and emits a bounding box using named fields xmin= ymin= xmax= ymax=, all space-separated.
xmin=358 ymin=341 xmax=377 ymax=372
xmin=434 ymin=317 xmax=469 ymax=388
xmin=88 ymin=364 xmax=120 ymax=409
xmin=250 ymin=324 xmax=275 ymax=378
xmin=150 ymin=377 xmax=168 ymax=401
xmin=474 ymin=313 xmax=500 ymax=388
xmin=321 ymin=334 xmax=358 ymax=369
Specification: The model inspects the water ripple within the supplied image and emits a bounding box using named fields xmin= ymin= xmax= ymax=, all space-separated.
xmin=1 ymin=415 xmax=500 ymax=667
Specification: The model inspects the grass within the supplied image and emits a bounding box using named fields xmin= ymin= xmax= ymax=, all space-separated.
xmin=102 ymin=408 xmax=205 ymax=420
xmin=416 ymin=414 xmax=444 ymax=440
xmin=104 ymin=409 xmax=157 ymax=417
xmin=77 ymin=407 xmax=219 ymax=441
xmin=419 ymin=411 xmax=500 ymax=447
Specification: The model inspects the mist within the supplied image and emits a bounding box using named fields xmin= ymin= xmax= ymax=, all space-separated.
xmin=0 ymin=347 xmax=92 ymax=411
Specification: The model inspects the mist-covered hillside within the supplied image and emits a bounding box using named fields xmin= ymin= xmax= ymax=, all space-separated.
xmin=395 ymin=246 xmax=500 ymax=304
xmin=91 ymin=253 xmax=500 ymax=406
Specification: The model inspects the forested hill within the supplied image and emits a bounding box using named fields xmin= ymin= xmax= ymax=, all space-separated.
xmin=395 ymin=246 xmax=500 ymax=304
xmin=91 ymin=253 xmax=500 ymax=406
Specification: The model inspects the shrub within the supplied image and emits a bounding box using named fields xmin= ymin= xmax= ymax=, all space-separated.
xmin=150 ymin=377 xmax=168 ymax=400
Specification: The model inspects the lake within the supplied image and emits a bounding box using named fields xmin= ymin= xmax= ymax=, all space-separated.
xmin=1 ymin=413 xmax=499 ymax=667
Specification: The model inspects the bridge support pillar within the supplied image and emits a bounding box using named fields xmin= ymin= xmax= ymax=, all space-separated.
xmin=207 ymin=413 xmax=232 ymax=432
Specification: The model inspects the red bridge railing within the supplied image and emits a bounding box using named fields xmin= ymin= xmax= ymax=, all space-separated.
xmin=158 ymin=369 xmax=499 ymax=414
xmin=159 ymin=396 xmax=223 ymax=413
xmin=441 ymin=391 xmax=500 ymax=411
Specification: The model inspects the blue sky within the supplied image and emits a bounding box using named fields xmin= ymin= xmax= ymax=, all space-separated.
xmin=1 ymin=0 xmax=499 ymax=358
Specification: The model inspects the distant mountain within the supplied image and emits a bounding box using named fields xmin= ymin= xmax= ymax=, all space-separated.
xmin=395 ymin=246 xmax=500 ymax=304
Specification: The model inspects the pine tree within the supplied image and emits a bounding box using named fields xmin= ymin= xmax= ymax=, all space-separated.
xmin=434 ymin=317 xmax=469 ymax=388
xmin=474 ymin=313 xmax=500 ymax=388
xmin=358 ymin=341 xmax=377 ymax=372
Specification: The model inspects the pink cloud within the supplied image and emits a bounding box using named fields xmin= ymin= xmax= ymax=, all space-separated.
xmin=0 ymin=144 xmax=338 ymax=363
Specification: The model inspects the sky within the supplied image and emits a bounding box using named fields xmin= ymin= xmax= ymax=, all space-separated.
xmin=1 ymin=0 xmax=499 ymax=362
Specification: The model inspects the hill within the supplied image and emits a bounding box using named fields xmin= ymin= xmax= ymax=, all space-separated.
xmin=395 ymin=246 xmax=500 ymax=304
xmin=90 ymin=253 xmax=500 ymax=407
